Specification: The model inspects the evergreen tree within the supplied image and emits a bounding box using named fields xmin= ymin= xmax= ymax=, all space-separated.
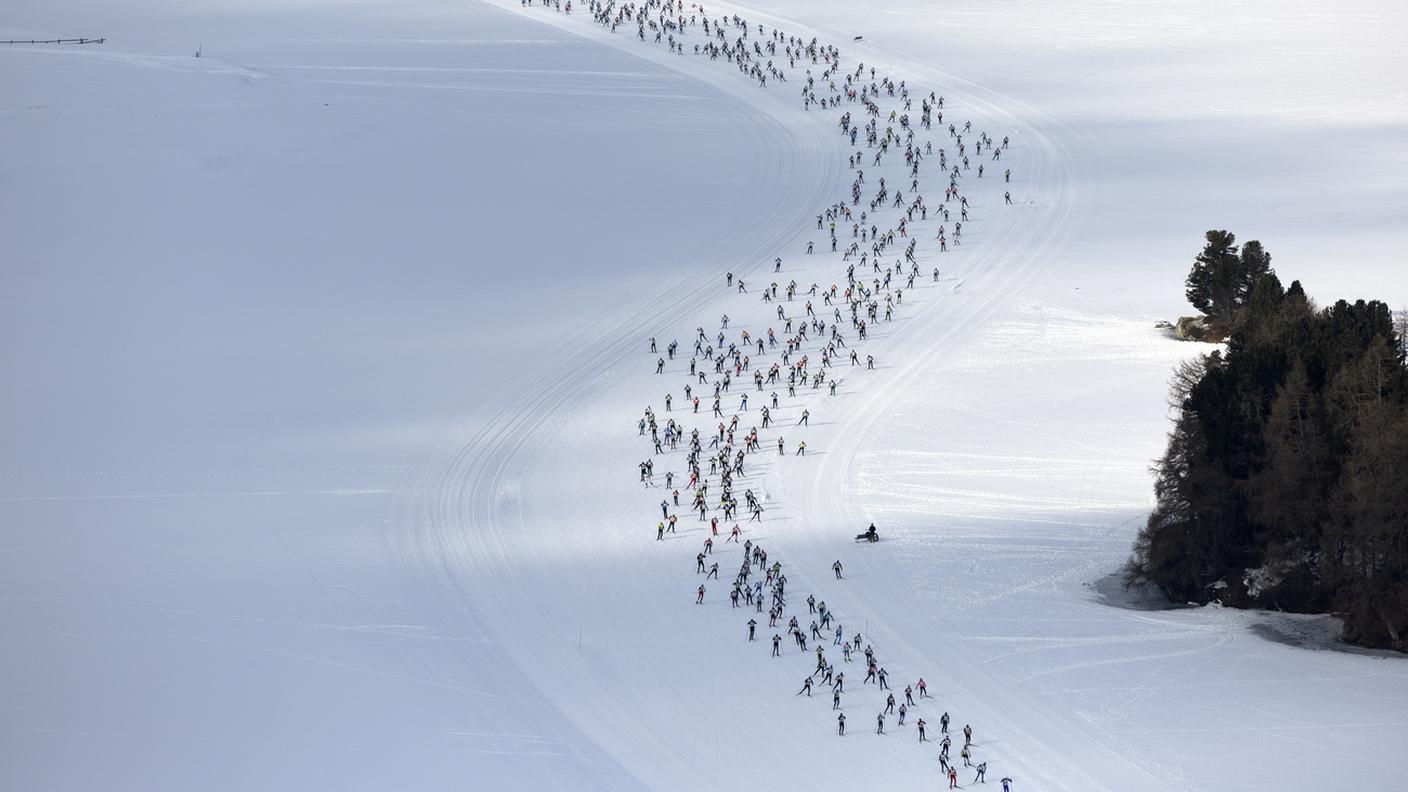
xmin=1331 ymin=402 xmax=1408 ymax=645
xmin=1135 ymin=231 xmax=1408 ymax=649
xmin=1185 ymin=230 xmax=1239 ymax=324
xmin=1247 ymin=363 xmax=1331 ymax=605
xmin=1183 ymin=230 xmax=1274 ymax=329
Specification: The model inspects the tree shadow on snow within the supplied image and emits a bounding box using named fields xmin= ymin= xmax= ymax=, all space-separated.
xmin=1089 ymin=571 xmax=1189 ymax=612
xmin=1092 ymin=571 xmax=1407 ymax=659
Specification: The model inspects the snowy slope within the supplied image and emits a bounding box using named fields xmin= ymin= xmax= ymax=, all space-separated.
xmin=405 ymin=3 xmax=1408 ymax=791
xmin=4 ymin=1 xmax=1408 ymax=791
xmin=2 ymin=1 xmax=827 ymax=789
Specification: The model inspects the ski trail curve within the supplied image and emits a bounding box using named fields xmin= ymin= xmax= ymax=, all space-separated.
xmin=769 ymin=31 xmax=1176 ymax=792
xmin=394 ymin=1 xmax=1162 ymax=788
xmin=390 ymin=1 xmax=846 ymax=785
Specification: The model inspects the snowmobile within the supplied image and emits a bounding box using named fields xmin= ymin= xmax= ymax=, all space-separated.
xmin=854 ymin=524 xmax=879 ymax=543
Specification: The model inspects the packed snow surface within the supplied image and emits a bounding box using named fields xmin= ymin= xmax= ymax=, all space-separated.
xmin=3 ymin=1 xmax=1407 ymax=791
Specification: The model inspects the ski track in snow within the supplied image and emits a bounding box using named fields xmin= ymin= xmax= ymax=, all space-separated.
xmin=393 ymin=2 xmax=1165 ymax=789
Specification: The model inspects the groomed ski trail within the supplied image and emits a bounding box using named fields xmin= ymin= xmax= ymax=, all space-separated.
xmin=394 ymin=2 xmax=1154 ymax=789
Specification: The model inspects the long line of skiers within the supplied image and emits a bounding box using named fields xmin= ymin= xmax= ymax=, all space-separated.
xmin=522 ymin=0 xmax=1017 ymax=787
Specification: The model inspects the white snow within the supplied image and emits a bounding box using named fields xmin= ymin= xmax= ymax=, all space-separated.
xmin=3 ymin=0 xmax=1407 ymax=791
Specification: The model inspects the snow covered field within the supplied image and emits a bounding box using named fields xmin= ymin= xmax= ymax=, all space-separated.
xmin=3 ymin=1 xmax=1407 ymax=790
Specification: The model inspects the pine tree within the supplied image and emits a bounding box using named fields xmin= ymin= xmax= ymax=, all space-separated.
xmin=1247 ymin=363 xmax=1330 ymax=605
xmin=1185 ymin=230 xmax=1240 ymax=325
xmin=1183 ymin=230 xmax=1274 ymax=329
xmin=1331 ymin=402 xmax=1408 ymax=647
xmin=1129 ymin=357 xmax=1232 ymax=600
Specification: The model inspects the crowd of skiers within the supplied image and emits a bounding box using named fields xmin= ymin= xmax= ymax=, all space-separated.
xmin=522 ymin=0 xmax=1018 ymax=786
